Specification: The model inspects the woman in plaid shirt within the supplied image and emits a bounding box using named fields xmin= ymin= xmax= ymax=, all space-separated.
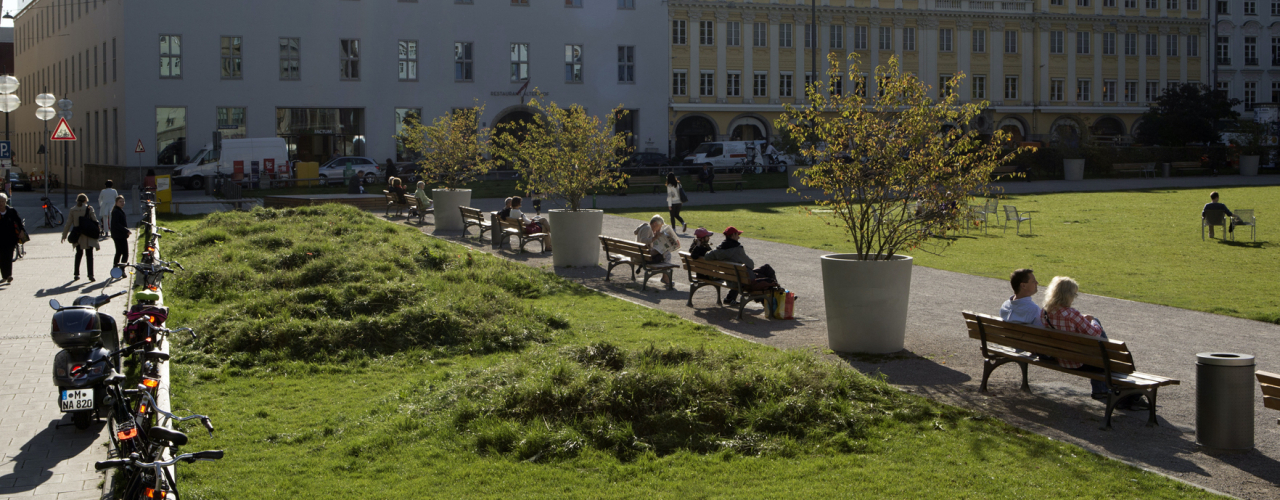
xmin=1043 ymin=276 xmax=1148 ymax=410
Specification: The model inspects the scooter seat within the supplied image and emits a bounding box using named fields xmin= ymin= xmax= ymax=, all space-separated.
xmin=142 ymin=351 xmax=170 ymax=362
xmin=148 ymin=426 xmax=189 ymax=447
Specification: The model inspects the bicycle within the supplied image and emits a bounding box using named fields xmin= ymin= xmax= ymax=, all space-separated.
xmin=41 ymin=196 xmax=64 ymax=227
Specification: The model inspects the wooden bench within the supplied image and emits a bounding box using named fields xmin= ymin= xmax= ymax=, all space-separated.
xmin=383 ymin=190 xmax=417 ymax=217
xmin=961 ymin=311 xmax=1180 ymax=429
xmin=1169 ymin=161 xmax=1204 ymax=174
xmin=991 ymin=164 xmax=1032 ymax=181
xmin=625 ymin=176 xmax=667 ymax=194
xmin=1260 ymin=370 xmax=1280 ymax=425
xmin=459 ymin=206 xmax=492 ymax=241
xmin=168 ymin=199 xmax=257 ymax=214
xmin=598 ymin=235 xmax=677 ymax=291
xmin=1110 ymin=163 xmax=1156 ymax=178
xmin=679 ymin=251 xmax=775 ymax=319
xmin=694 ymin=173 xmax=745 ymax=192
xmin=498 ymin=217 xmax=548 ymax=253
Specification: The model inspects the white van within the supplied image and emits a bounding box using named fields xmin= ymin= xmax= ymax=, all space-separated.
xmin=682 ymin=140 xmax=767 ymax=168
xmin=172 ymin=138 xmax=290 ymax=190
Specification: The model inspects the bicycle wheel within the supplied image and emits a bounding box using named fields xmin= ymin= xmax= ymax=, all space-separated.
xmin=11 ymin=243 xmax=20 ymax=262
xmin=49 ymin=209 xmax=65 ymax=227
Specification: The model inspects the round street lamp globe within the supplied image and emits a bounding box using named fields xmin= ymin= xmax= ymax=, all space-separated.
xmin=0 ymin=94 xmax=19 ymax=113
xmin=35 ymin=107 xmax=57 ymax=121
xmin=57 ymin=98 xmax=73 ymax=110
xmin=58 ymin=110 xmax=73 ymax=120
xmin=35 ymin=93 xmax=56 ymax=108
xmin=0 ymin=76 xmax=18 ymax=95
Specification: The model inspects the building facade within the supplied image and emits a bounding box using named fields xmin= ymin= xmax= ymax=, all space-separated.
xmin=11 ymin=0 xmax=667 ymax=186
xmin=668 ymin=0 xmax=1209 ymax=157
xmin=1213 ymin=2 xmax=1280 ymax=118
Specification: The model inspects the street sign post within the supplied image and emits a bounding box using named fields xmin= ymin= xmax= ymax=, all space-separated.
xmin=0 ymin=140 xmax=11 ymax=159
xmin=135 ymin=140 xmax=146 ymax=208
xmin=50 ymin=117 xmax=76 ymax=141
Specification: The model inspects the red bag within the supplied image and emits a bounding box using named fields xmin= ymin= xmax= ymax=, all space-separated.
xmin=524 ymin=221 xmax=543 ymax=234
xmin=783 ymin=291 xmax=795 ymax=320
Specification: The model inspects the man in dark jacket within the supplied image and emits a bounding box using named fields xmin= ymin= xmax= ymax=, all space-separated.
xmin=1202 ymin=191 xmax=1234 ymax=238
xmin=110 ymin=196 xmax=131 ymax=269
xmin=0 ymin=192 xmax=24 ymax=283
xmin=703 ymin=226 xmax=755 ymax=304
xmin=385 ymin=159 xmax=398 ymax=184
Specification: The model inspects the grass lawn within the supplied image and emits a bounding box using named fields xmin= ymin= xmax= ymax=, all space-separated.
xmin=227 ymin=173 xmax=788 ymax=200
xmin=157 ymin=206 xmax=1217 ymax=498
xmin=613 ymin=186 xmax=1280 ymax=324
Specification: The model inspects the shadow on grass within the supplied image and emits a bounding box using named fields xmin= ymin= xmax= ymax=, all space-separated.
xmin=1217 ymin=239 xmax=1268 ymax=249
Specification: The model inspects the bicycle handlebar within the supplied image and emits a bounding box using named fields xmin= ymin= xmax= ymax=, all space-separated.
xmin=94 ymin=450 xmax=224 ymax=471
xmin=137 ymin=389 xmax=215 ymax=437
xmin=69 ymin=340 xmax=152 ymax=376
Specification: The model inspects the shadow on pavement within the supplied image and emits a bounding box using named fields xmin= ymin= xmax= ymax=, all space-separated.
xmin=0 ymin=419 xmax=101 ymax=495
xmin=35 ymin=281 xmax=89 ymax=297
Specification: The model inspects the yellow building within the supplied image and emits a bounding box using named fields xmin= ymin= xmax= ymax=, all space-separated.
xmin=668 ymin=0 xmax=1208 ymax=156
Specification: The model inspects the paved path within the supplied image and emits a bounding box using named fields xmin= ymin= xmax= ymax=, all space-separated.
xmin=411 ymin=175 xmax=1280 ymax=499
xmin=0 ymin=191 xmax=120 ymax=499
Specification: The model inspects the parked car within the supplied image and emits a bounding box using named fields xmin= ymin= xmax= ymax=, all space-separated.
xmin=623 ymin=152 xmax=669 ymax=168
xmin=7 ymin=171 xmax=32 ymax=191
xmin=317 ymin=157 xmax=382 ymax=186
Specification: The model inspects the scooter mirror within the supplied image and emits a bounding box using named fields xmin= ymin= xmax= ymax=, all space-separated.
xmin=110 ymin=267 xmax=125 ymax=280
xmin=49 ymin=299 xmax=61 ymax=310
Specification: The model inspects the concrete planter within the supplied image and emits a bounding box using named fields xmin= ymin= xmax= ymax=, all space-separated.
xmin=787 ymin=164 xmax=810 ymax=190
xmin=821 ymin=253 xmax=913 ymax=354
xmin=1239 ymin=155 xmax=1260 ymax=176
xmin=432 ymin=189 xmax=472 ymax=231
xmin=547 ymin=209 xmax=604 ymax=267
xmin=1063 ymin=159 xmax=1085 ymax=181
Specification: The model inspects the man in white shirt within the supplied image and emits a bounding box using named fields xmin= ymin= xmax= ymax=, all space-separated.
xmin=98 ymin=180 xmax=118 ymax=239
xmin=999 ymin=268 xmax=1042 ymax=327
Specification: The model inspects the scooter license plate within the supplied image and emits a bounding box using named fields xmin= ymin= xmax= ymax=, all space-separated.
xmin=59 ymin=389 xmax=94 ymax=411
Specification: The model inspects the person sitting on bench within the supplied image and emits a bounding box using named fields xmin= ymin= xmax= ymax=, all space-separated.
xmin=410 ymin=180 xmax=432 ymax=218
xmin=634 ymin=214 xmax=681 ymax=286
xmin=703 ymin=226 xmax=777 ymax=305
xmin=387 ymin=177 xmax=408 ymax=203
xmin=999 ymin=268 xmax=1044 ymax=327
xmin=509 ymin=196 xmax=551 ymax=252
xmin=1202 ymin=191 xmax=1235 ymax=238
xmin=1043 ymin=276 xmax=1148 ymax=410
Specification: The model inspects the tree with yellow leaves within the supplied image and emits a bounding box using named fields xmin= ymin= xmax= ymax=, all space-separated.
xmin=397 ymin=105 xmax=494 ymax=190
xmin=778 ymin=54 xmax=1029 ymax=260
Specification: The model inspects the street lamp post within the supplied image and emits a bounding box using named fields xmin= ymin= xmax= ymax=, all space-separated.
xmin=36 ymin=93 xmax=57 ymax=204
xmin=0 ymin=76 xmax=19 ymax=198
xmin=58 ymin=98 xmax=73 ymax=209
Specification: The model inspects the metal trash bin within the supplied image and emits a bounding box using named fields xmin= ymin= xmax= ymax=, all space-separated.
xmin=1196 ymin=352 xmax=1255 ymax=450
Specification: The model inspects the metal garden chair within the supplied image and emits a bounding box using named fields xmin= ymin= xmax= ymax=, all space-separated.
xmin=1202 ymin=209 xmax=1228 ymax=241
xmin=1232 ymin=209 xmax=1256 ymax=242
xmin=1003 ymin=205 xmax=1034 ymax=235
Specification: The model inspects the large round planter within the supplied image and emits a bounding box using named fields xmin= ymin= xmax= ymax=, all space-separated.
xmin=1063 ymin=159 xmax=1085 ymax=181
xmin=821 ymin=254 xmax=913 ymax=354
xmin=547 ymin=209 xmax=604 ymax=267
xmin=786 ymin=164 xmax=810 ymax=190
xmin=1239 ymin=155 xmax=1260 ymax=176
xmin=432 ymin=189 xmax=472 ymax=231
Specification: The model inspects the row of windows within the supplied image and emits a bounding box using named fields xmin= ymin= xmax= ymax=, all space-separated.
xmin=1214 ymin=36 xmax=1280 ymax=65
xmin=1215 ymin=0 xmax=1280 ymax=14
xmin=672 ymin=69 xmax=1191 ymax=104
xmin=500 ymin=0 xmax=636 ymax=7
xmin=149 ymin=36 xmax=637 ymax=84
xmin=672 ymin=20 xmax=1201 ymax=56
xmin=1051 ymin=0 xmax=1198 ymax=8
xmin=19 ymin=39 xmax=117 ymax=109
xmin=14 ymin=0 xmax=106 ymax=54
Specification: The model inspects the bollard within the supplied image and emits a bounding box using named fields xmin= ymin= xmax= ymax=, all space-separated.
xmin=1196 ymin=352 xmax=1255 ymax=450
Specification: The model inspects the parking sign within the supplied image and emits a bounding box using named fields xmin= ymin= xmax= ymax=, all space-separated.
xmin=0 ymin=140 xmax=10 ymax=159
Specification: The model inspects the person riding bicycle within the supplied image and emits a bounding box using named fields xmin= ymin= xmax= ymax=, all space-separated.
xmin=764 ymin=143 xmax=781 ymax=164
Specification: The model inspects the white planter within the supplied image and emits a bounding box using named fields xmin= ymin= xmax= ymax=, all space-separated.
xmin=432 ymin=189 xmax=472 ymax=231
xmin=1063 ymin=159 xmax=1085 ymax=181
xmin=1239 ymin=155 xmax=1260 ymax=176
xmin=821 ymin=254 xmax=913 ymax=354
xmin=547 ymin=209 xmax=604 ymax=267
xmin=786 ymin=164 xmax=810 ymax=190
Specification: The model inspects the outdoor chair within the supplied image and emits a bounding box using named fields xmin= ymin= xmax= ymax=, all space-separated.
xmin=982 ymin=198 xmax=999 ymax=226
xmin=1003 ymin=205 xmax=1033 ymax=235
xmin=1232 ymin=209 xmax=1256 ymax=242
xmin=1202 ymin=209 xmax=1228 ymax=241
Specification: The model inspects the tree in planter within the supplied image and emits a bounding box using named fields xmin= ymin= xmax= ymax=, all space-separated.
xmin=396 ymin=105 xmax=495 ymax=190
xmin=1134 ymin=83 xmax=1241 ymax=147
xmin=778 ymin=54 xmax=1029 ymax=260
xmin=491 ymin=98 xmax=631 ymax=211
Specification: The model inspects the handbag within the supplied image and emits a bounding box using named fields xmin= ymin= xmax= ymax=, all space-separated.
xmin=771 ymin=289 xmax=786 ymax=319
xmin=678 ymin=185 xmax=689 ymax=203
xmin=79 ymin=211 xmax=101 ymax=239
xmin=524 ymin=221 xmax=543 ymax=234
xmin=783 ymin=291 xmax=795 ymax=320
xmin=16 ymin=229 xmax=29 ymax=244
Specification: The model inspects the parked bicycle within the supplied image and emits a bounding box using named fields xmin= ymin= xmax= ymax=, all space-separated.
xmin=96 ymin=450 xmax=224 ymax=500
xmin=41 ymin=196 xmax=64 ymax=227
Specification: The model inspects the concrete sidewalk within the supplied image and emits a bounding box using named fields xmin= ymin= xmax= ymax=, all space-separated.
xmin=407 ymin=186 xmax=1279 ymax=499
xmin=0 ymin=197 xmax=121 ymax=499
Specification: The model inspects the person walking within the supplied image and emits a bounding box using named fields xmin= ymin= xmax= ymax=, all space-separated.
xmin=385 ymin=158 xmax=398 ymax=184
xmin=110 ymin=195 xmax=130 ymax=269
xmin=666 ymin=173 xmax=687 ymax=232
xmin=61 ymin=193 xmax=101 ymax=281
xmin=98 ymin=180 xmax=118 ymax=240
xmin=0 ymin=193 xmax=25 ymax=284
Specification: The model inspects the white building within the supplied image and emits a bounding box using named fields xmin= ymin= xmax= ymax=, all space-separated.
xmin=1213 ymin=4 xmax=1280 ymax=118
xmin=11 ymin=0 xmax=668 ymax=186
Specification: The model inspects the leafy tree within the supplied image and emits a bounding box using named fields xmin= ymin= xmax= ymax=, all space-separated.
xmin=1134 ymin=83 xmax=1241 ymax=146
xmin=396 ymin=105 xmax=495 ymax=191
xmin=777 ymin=54 xmax=1028 ymax=260
xmin=492 ymin=97 xmax=631 ymax=212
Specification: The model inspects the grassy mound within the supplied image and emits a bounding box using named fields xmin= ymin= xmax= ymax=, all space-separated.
xmin=431 ymin=342 xmax=949 ymax=461
xmin=163 ymin=205 xmax=570 ymax=365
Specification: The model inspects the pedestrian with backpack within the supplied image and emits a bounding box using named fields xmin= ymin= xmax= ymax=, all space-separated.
xmin=60 ymin=193 xmax=101 ymax=281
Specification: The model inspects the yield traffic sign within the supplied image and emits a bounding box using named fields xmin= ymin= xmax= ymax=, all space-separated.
xmin=135 ymin=139 xmax=146 ymax=153
xmin=50 ymin=117 xmax=77 ymax=141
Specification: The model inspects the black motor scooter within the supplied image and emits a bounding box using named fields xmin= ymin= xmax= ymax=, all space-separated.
xmin=50 ymin=267 xmax=128 ymax=429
